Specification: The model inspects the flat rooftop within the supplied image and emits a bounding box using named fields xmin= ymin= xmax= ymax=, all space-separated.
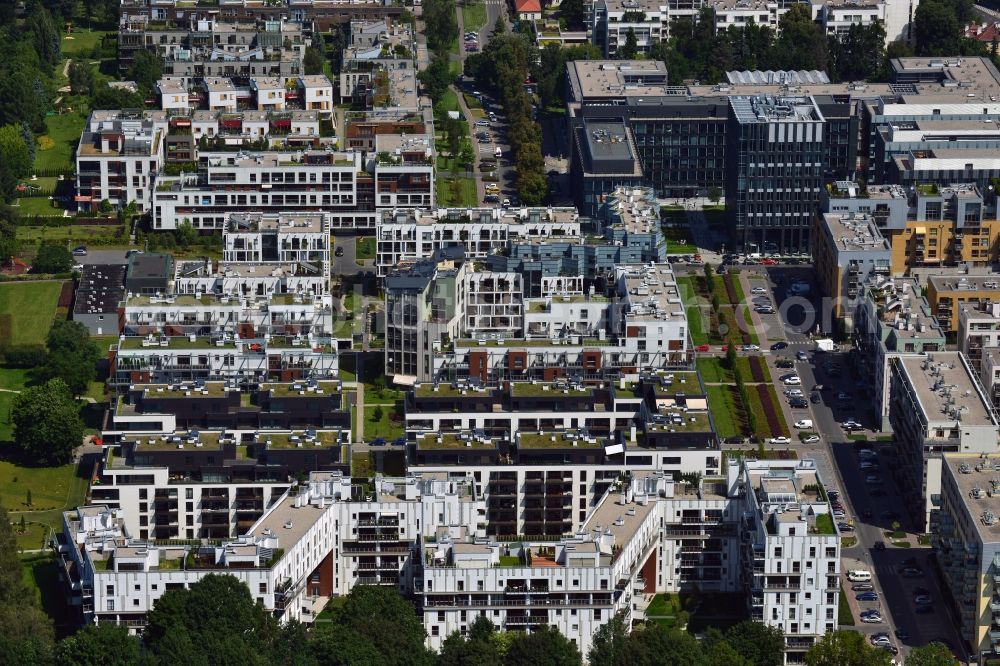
xmin=518 ymin=430 xmax=605 ymax=449
xmin=819 ymin=213 xmax=891 ymax=253
xmin=566 ymin=60 xmax=671 ymax=102
xmin=942 ymin=454 xmax=1000 ymax=544
xmin=929 ymin=275 xmax=1000 ymax=293
xmin=581 ymin=491 xmax=656 ymax=551
xmin=74 ymin=264 xmax=126 ymax=315
xmin=620 ymin=264 xmax=687 ymax=323
xmin=248 ymin=493 xmax=327 ymax=550
xmin=898 ymin=353 xmax=996 ymax=427
xmin=731 ymin=95 xmax=822 ymax=124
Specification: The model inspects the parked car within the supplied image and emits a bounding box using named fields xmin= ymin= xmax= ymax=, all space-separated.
xmin=782 ymin=375 xmax=801 ymax=385
xmin=856 ymin=592 xmax=879 ymax=602
xmin=371 ymin=438 xmax=386 ymax=447
xmin=724 ymin=436 xmax=746 ymax=445
xmin=392 ymin=437 xmax=407 ymax=447
xmin=761 ymin=258 xmax=777 ymax=265
xmin=794 ymin=419 xmax=813 ymax=429
xmin=695 ymin=344 xmax=710 ymax=352
xmin=797 ymin=350 xmax=809 ymax=360
xmin=840 ymin=524 xmax=857 ymax=533
xmin=741 ymin=344 xmax=760 ymax=351
xmin=802 ymin=435 xmax=820 ymax=444
xmin=894 ymin=629 xmax=910 ymax=641
xmin=769 ymin=437 xmax=791 ymax=445
xmin=861 ymin=612 xmax=883 ymax=624
xmin=776 ymin=359 xmax=795 ymax=368
xmin=334 ymin=246 xmax=344 ymax=257
xmin=72 ymin=246 xmax=88 ymax=256
xmin=870 ymin=633 xmax=890 ymax=645
xmin=751 ymin=286 xmax=768 ymax=295
xmin=755 ymin=306 xmax=776 ymax=314
xmin=790 ymin=398 xmax=808 ymax=408
xmin=784 ymin=389 xmax=804 ymax=397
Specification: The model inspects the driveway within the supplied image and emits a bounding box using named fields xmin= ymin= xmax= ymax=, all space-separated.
xmin=77 ymin=250 xmax=129 ymax=265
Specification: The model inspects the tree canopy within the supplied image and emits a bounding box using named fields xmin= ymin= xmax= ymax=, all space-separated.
xmin=32 ymin=243 xmax=72 ymax=274
xmin=805 ymin=630 xmax=894 ymax=666
xmin=905 ymin=642 xmax=961 ymax=666
xmin=43 ymin=320 xmax=100 ymax=396
xmin=12 ymin=378 xmax=83 ymax=465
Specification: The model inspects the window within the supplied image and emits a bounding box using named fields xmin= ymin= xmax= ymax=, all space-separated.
xmin=133 ymin=599 xmax=140 ymax=607
xmin=106 ymin=600 xmax=115 ymax=611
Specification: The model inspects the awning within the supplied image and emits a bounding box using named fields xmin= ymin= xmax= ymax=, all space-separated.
xmin=74 ymin=195 xmax=93 ymax=202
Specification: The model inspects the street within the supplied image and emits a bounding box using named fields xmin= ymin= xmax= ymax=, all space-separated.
xmin=721 ymin=264 xmax=968 ymax=662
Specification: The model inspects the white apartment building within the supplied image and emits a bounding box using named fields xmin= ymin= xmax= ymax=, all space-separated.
xmin=888 ymin=352 xmax=1000 ymax=531
xmin=250 ymin=76 xmax=286 ymax=112
xmin=593 ymin=0 xmax=668 ymax=57
xmin=298 ymin=75 xmax=334 ymax=115
xmin=853 ymin=277 xmax=944 ymax=431
xmin=204 ymin=77 xmax=238 ymax=112
xmin=76 ymin=110 xmax=166 ymax=213
xmin=185 ymin=108 xmax=325 ymax=150
xmin=173 ymin=213 xmax=331 ymax=299
xmin=157 ymin=79 xmax=189 ymax=112
xmin=375 ymin=207 xmax=581 ymax=276
xmin=373 ymin=133 xmax=435 ymax=209
xmin=62 ymin=460 xmax=838 ymax=663
xmin=152 ymin=150 xmax=362 ymax=230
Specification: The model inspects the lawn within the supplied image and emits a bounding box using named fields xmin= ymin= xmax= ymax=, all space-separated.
xmin=687 ymin=305 xmax=708 ymax=346
xmin=696 ymin=357 xmax=752 ymax=384
xmin=364 ymin=404 xmax=404 ymax=440
xmin=12 ymin=520 xmax=50 ymax=550
xmin=706 ymin=384 xmax=743 ymax=439
xmin=364 ymin=381 xmax=405 ymax=405
xmin=0 ymin=459 xmax=88 ymax=513
xmin=838 ymin=585 xmax=855 ymax=625
xmin=438 ymin=88 xmax=460 ymax=115
xmin=437 ymin=177 xmax=478 ymax=207
xmin=747 ymin=384 xmax=789 ymax=438
xmin=34 ymin=111 xmax=88 ymax=174
xmin=21 ymin=552 xmax=76 ymax=635
xmin=61 ymin=29 xmax=113 ymax=56
xmin=352 ymin=451 xmax=374 ymax=478
xmin=355 ymin=236 xmax=376 ymax=260
xmin=0 ymin=281 xmax=63 ymax=347
xmin=13 ymin=196 xmax=66 ymax=217
xmin=463 ymin=93 xmax=482 ymax=110
xmin=645 ymin=593 xmax=682 ymax=617
xmin=461 ymin=1 xmax=488 ymax=32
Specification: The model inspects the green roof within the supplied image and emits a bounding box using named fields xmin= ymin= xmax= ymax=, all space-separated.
xmin=417 ymin=433 xmax=496 ymax=450
xmin=263 ymin=381 xmax=341 ymax=397
xmin=138 ymin=382 xmax=232 ymax=398
xmin=518 ymin=431 xmax=603 ymax=449
xmin=263 ymin=430 xmax=341 ymax=449
xmin=511 ymin=383 xmax=594 ymax=398
xmin=645 ymin=411 xmax=712 ymax=433
xmin=117 ymin=336 xmax=237 ymax=350
xmin=129 ymin=431 xmax=224 ymax=451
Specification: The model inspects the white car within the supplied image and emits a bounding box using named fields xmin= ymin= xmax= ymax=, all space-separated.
xmin=741 ymin=344 xmax=760 ymax=351
xmin=769 ymin=436 xmax=791 ymax=445
xmin=751 ymin=286 xmax=767 ymax=295
xmin=802 ymin=435 xmax=820 ymax=443
xmin=782 ymin=376 xmax=802 ymax=385
xmin=784 ymin=389 xmax=804 ymax=397
xmin=794 ymin=419 xmax=813 ymax=429
xmin=861 ymin=614 xmax=883 ymax=624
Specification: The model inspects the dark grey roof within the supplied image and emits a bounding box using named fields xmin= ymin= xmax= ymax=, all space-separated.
xmin=74 ymin=264 xmax=127 ymax=315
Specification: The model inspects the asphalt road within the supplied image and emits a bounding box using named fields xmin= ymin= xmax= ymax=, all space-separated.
xmin=740 ymin=265 xmax=969 ymax=662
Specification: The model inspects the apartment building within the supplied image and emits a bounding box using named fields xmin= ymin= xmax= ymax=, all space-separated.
xmin=373 ymin=134 xmax=435 ymax=209
xmin=888 ymin=352 xmax=1000 ymax=531
xmin=118 ymin=13 xmax=307 ymax=78
xmin=853 ymin=277 xmax=944 ymax=431
xmin=811 ymin=212 xmax=892 ymax=328
xmin=76 ymin=110 xmax=166 ymax=213
xmin=298 ymin=75 xmax=334 ymax=115
xmin=592 ymin=0 xmax=668 ymax=57
xmin=928 ymin=275 xmax=1000 ymax=334
xmin=822 ymin=182 xmax=1000 ymax=274
xmin=343 ymin=108 xmax=430 ymax=152
xmin=152 ymin=150 xmax=363 ymax=230
xmin=339 ymin=19 xmax=415 ymax=105
xmin=64 ymin=456 xmax=838 ymax=663
xmin=375 ymin=207 xmax=581 ymax=276
xmin=250 ymin=76 xmax=286 ymax=112
xmin=934 ymin=454 xmax=1000 ymax=661
xmin=958 ymin=302 xmax=1000 ymax=410
xmin=726 ymin=95 xmax=825 ymax=255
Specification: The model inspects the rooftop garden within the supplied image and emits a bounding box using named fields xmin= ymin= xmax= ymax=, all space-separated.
xmin=812 ymin=513 xmax=836 ymax=535
xmin=139 ymin=382 xmax=231 ymax=398
xmin=134 ymin=431 xmax=224 ymax=451
xmin=518 ymin=432 xmax=603 ymax=449
xmin=117 ymin=336 xmax=237 ymax=350
xmin=417 ymin=433 xmax=495 ymax=450
xmin=263 ymin=431 xmax=340 ymax=449
xmin=413 ymin=383 xmax=485 ymax=398
xmin=263 ymin=381 xmax=340 ymax=397
xmin=510 ymin=383 xmax=593 ymax=398
xmin=645 ymin=411 xmax=712 ymax=433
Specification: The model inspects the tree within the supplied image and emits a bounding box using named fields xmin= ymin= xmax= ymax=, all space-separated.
xmin=424 ymin=0 xmax=458 ymax=53
xmin=805 ymin=631 xmax=894 ymax=666
xmin=372 ymin=405 xmax=383 ymax=423
xmin=311 ymin=624 xmax=387 ymax=666
xmin=327 ymin=585 xmax=433 ymax=666
xmin=904 ymin=643 xmax=960 ymax=666
xmin=176 ymin=220 xmax=198 ymax=249
xmin=724 ymin=621 xmax=785 ymax=666
xmin=724 ymin=344 xmax=737 ymax=370
xmin=559 ymin=0 xmax=585 ymax=30
xmin=92 ymin=84 xmax=145 ymax=110
xmin=770 ymin=4 xmax=828 ymax=71
xmin=704 ymin=640 xmax=751 ymax=666
xmin=25 ymin=489 xmax=31 ymax=507
xmin=418 ymin=53 xmax=452 ymax=106
xmin=68 ymin=61 xmax=95 ymax=96
xmin=32 ymin=242 xmax=72 ymax=274
xmin=445 ymin=117 xmax=464 ymax=158
xmin=439 ymin=616 xmax=502 ymax=666
xmin=624 ymin=624 xmax=706 ymax=666
xmin=0 ymin=124 xmax=31 ymax=202
xmin=43 ymin=320 xmax=99 ymax=396
xmin=587 ymin=613 xmax=629 ymax=666
xmin=504 ymin=627 xmax=581 ymax=666
xmin=127 ymin=50 xmax=163 ymax=96
xmin=55 ymin=624 xmax=141 ymax=666
xmin=145 ymin=573 xmax=282 ymax=665
xmin=0 ymin=205 xmax=16 ymax=263
xmin=618 ymin=28 xmax=639 ymax=59
xmin=12 ymin=379 xmax=83 ymax=465
xmin=914 ymin=0 xmax=961 ymax=56
xmin=304 ymin=47 xmax=324 ymax=75
xmin=708 ymin=186 xmax=722 ymax=203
